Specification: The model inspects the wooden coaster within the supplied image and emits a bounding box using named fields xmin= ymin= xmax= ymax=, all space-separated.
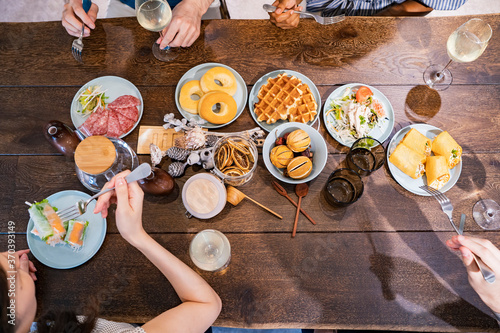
xmin=137 ymin=126 xmax=206 ymax=154
xmin=75 ymin=136 xmax=116 ymax=175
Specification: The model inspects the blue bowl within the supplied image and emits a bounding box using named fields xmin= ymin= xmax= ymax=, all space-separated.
xmin=263 ymin=122 xmax=328 ymax=184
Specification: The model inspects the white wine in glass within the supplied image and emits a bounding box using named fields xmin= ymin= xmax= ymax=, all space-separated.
xmin=135 ymin=0 xmax=177 ymax=61
xmin=424 ymin=18 xmax=492 ymax=91
xmin=189 ymin=230 xmax=231 ymax=272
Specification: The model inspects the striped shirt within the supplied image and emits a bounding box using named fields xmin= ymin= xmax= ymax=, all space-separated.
xmin=306 ymin=0 xmax=468 ymax=16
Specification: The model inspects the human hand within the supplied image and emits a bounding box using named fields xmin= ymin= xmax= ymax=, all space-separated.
xmin=94 ymin=171 xmax=146 ymax=246
xmin=1 ymin=249 xmax=37 ymax=281
xmin=158 ymin=0 xmax=207 ymax=48
xmin=269 ymin=0 xmax=303 ymax=30
xmin=62 ymin=0 xmax=99 ymax=37
xmin=446 ymin=235 xmax=500 ymax=313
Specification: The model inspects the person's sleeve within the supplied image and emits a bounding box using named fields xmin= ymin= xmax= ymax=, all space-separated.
xmin=416 ymin=0 xmax=468 ymax=10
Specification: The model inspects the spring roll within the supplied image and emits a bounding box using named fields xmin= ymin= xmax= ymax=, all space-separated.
xmin=28 ymin=200 xmax=67 ymax=246
xmin=389 ymin=143 xmax=426 ymax=179
xmin=64 ymin=220 xmax=89 ymax=249
xmin=28 ymin=200 xmax=55 ymax=242
xmin=432 ymin=131 xmax=462 ymax=169
xmin=401 ymin=128 xmax=432 ymax=156
xmin=426 ymin=156 xmax=450 ymax=190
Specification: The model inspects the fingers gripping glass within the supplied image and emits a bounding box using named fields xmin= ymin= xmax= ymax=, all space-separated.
xmin=135 ymin=0 xmax=178 ymax=61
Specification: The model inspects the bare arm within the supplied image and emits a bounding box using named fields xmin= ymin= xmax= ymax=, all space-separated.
xmin=95 ymin=173 xmax=222 ymax=333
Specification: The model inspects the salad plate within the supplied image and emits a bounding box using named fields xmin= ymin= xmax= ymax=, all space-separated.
xmin=387 ymin=124 xmax=462 ymax=196
xmin=70 ymin=76 xmax=144 ymax=138
xmin=26 ymin=190 xmax=107 ymax=269
xmin=323 ymin=83 xmax=394 ymax=147
xmin=175 ymin=63 xmax=247 ymax=129
xmin=248 ymin=69 xmax=321 ymax=133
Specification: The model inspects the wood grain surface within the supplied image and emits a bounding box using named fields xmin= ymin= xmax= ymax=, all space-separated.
xmin=1 ymin=233 xmax=499 ymax=332
xmin=0 ymin=16 xmax=499 ymax=87
xmin=1 ymin=15 xmax=500 ymax=331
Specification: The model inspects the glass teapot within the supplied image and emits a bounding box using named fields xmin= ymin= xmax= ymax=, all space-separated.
xmin=74 ymin=136 xmax=139 ymax=192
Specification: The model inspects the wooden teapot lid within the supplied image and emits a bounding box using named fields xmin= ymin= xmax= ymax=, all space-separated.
xmin=75 ymin=136 xmax=116 ymax=174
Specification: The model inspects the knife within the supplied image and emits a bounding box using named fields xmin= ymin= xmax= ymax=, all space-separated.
xmin=460 ymin=213 xmax=495 ymax=283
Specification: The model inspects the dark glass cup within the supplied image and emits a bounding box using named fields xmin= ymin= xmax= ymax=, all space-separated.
xmin=323 ymin=168 xmax=364 ymax=206
xmin=347 ymin=137 xmax=385 ymax=177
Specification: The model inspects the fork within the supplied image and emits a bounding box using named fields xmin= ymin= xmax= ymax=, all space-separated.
xmin=71 ymin=0 xmax=92 ymax=62
xmin=420 ymin=185 xmax=496 ymax=283
xmin=263 ymin=4 xmax=345 ymax=25
xmin=57 ymin=163 xmax=152 ymax=222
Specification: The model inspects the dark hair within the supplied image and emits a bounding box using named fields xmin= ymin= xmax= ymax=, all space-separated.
xmin=0 ymin=266 xmax=98 ymax=333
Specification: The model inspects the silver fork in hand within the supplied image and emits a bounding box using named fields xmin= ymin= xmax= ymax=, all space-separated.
xmin=57 ymin=163 xmax=152 ymax=222
xmin=263 ymin=4 xmax=345 ymax=25
xmin=71 ymin=23 xmax=85 ymax=62
xmin=71 ymin=0 xmax=92 ymax=62
xmin=420 ymin=185 xmax=496 ymax=283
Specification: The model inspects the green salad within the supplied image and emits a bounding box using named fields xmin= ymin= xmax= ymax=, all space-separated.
xmin=77 ymin=85 xmax=108 ymax=116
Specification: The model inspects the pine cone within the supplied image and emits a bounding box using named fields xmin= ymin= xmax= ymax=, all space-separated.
xmin=168 ymin=162 xmax=186 ymax=177
xmin=185 ymin=126 xmax=206 ymax=150
xmin=205 ymin=135 xmax=219 ymax=147
xmin=166 ymin=147 xmax=190 ymax=161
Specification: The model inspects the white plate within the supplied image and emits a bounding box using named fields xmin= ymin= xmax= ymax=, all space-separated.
xmin=26 ymin=190 xmax=107 ymax=269
xmin=175 ymin=63 xmax=247 ymax=129
xmin=386 ymin=124 xmax=462 ymax=196
xmin=323 ymin=83 xmax=395 ymax=147
xmin=248 ymin=70 xmax=321 ymax=133
xmin=71 ymin=76 xmax=144 ymax=138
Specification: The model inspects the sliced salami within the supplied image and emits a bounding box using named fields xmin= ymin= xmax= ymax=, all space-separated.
xmin=110 ymin=105 xmax=139 ymax=122
xmin=79 ymin=107 xmax=108 ymax=136
xmin=108 ymin=95 xmax=141 ymax=109
xmin=106 ymin=110 xmax=122 ymax=138
xmin=91 ymin=107 xmax=109 ymax=136
xmin=115 ymin=111 xmax=136 ymax=134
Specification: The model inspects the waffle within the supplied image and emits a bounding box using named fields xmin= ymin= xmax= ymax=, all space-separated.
xmin=253 ymin=73 xmax=317 ymax=124
xmin=288 ymin=84 xmax=318 ymax=123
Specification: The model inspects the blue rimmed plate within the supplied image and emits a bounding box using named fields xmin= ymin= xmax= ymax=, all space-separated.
xmin=71 ymin=76 xmax=143 ymax=138
xmin=26 ymin=190 xmax=107 ymax=269
xmin=323 ymin=83 xmax=394 ymax=147
xmin=248 ymin=70 xmax=321 ymax=133
xmin=175 ymin=63 xmax=247 ymax=129
xmin=387 ymin=124 xmax=462 ymax=196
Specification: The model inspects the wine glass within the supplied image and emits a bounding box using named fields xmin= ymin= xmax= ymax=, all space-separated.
xmin=135 ymin=0 xmax=177 ymax=61
xmin=424 ymin=18 xmax=492 ymax=91
xmin=189 ymin=230 xmax=231 ymax=272
xmin=473 ymin=199 xmax=500 ymax=230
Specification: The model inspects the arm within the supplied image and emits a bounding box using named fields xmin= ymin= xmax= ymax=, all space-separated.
xmin=446 ymin=235 xmax=500 ymax=313
xmin=158 ymin=0 xmax=213 ymax=49
xmin=269 ymin=0 xmax=303 ymax=30
xmin=94 ymin=172 xmax=222 ymax=333
xmin=376 ymin=0 xmax=432 ymax=16
xmin=62 ymin=0 xmax=99 ymax=37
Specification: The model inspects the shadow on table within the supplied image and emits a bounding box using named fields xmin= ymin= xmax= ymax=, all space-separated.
xmin=365 ymin=181 xmax=498 ymax=329
xmin=404 ymin=85 xmax=441 ymax=123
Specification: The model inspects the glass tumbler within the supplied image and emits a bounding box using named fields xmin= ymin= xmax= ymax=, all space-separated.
xmin=347 ymin=137 xmax=386 ymax=177
xmin=189 ymin=229 xmax=231 ymax=272
xmin=323 ymin=168 xmax=364 ymax=206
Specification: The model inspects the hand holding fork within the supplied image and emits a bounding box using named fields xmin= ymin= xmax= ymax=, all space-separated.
xmin=70 ymin=0 xmax=94 ymax=62
xmin=421 ymin=185 xmax=495 ymax=283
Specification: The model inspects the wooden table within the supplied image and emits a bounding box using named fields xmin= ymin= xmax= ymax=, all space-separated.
xmin=1 ymin=15 xmax=500 ymax=332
